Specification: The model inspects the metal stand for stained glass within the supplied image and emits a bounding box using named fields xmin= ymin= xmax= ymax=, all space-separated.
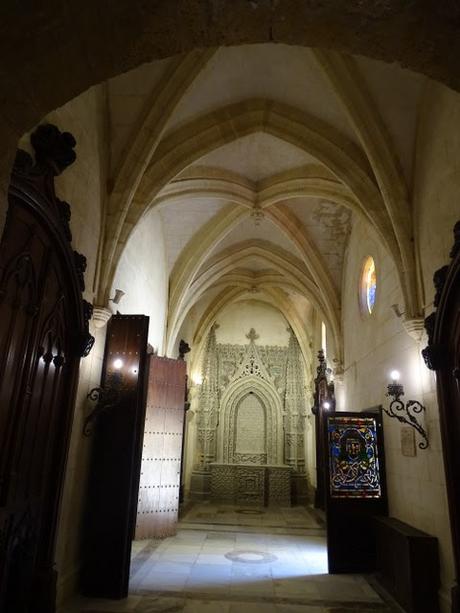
xmin=324 ymin=407 xmax=388 ymax=574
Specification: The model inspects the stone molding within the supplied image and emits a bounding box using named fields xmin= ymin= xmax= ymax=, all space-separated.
xmin=92 ymin=306 xmax=112 ymax=329
xmin=403 ymin=317 xmax=426 ymax=343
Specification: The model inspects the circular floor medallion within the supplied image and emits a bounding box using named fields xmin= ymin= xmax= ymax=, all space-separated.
xmin=225 ymin=549 xmax=277 ymax=564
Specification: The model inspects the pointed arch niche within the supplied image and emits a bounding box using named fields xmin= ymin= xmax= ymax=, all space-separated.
xmin=218 ymin=374 xmax=284 ymax=465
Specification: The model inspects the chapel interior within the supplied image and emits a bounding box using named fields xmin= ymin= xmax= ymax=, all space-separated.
xmin=1 ymin=4 xmax=460 ymax=613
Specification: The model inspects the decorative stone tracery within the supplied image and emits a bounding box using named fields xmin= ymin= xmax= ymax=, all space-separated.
xmin=191 ymin=325 xmax=309 ymax=502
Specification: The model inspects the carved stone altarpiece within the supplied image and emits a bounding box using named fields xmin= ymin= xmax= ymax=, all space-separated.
xmin=190 ymin=326 xmax=309 ymax=504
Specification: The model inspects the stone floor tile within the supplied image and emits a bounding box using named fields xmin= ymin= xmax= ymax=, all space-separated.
xmin=316 ymin=580 xmax=376 ymax=602
xmin=106 ymin=504 xmax=391 ymax=613
xmin=134 ymin=596 xmax=185 ymax=612
xmin=75 ymin=595 xmax=143 ymax=611
xmin=182 ymin=600 xmax=231 ymax=613
xmin=275 ymin=605 xmax=325 ymax=613
xmin=138 ymin=572 xmax=188 ymax=592
xmin=196 ymin=553 xmax=233 ymax=565
xmin=149 ymin=562 xmax=193 ymax=575
xmin=229 ymin=602 xmax=278 ymax=613
xmin=190 ymin=564 xmax=233 ymax=577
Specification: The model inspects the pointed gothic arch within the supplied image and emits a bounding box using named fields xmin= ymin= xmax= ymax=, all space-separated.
xmin=218 ymin=376 xmax=284 ymax=466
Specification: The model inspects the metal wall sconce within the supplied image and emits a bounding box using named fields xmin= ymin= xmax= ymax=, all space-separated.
xmin=82 ymin=370 xmax=128 ymax=436
xmin=109 ymin=288 xmax=125 ymax=305
xmin=383 ymin=370 xmax=429 ymax=450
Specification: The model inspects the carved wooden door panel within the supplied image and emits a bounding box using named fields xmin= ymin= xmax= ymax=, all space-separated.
xmin=0 ymin=126 xmax=93 ymax=613
xmin=135 ymin=356 xmax=187 ymax=539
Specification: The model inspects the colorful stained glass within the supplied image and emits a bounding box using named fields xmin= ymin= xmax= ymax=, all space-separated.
xmin=366 ymin=258 xmax=376 ymax=313
xmin=328 ymin=416 xmax=381 ymax=499
xmin=361 ymin=256 xmax=376 ymax=314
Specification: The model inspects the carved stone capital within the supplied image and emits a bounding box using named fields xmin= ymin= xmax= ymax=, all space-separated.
xmin=92 ymin=306 xmax=112 ymax=329
xmin=403 ymin=317 xmax=426 ymax=343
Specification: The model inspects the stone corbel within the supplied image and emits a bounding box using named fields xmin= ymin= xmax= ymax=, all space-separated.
xmin=402 ymin=317 xmax=426 ymax=343
xmin=92 ymin=306 xmax=112 ymax=329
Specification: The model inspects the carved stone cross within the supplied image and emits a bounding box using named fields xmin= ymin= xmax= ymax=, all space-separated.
xmin=246 ymin=328 xmax=259 ymax=342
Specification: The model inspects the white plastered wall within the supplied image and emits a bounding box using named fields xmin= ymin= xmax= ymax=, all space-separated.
xmin=342 ymin=214 xmax=454 ymax=611
xmin=111 ymin=208 xmax=168 ymax=353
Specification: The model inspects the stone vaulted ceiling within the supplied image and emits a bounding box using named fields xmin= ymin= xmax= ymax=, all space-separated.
xmin=102 ymin=43 xmax=428 ymax=365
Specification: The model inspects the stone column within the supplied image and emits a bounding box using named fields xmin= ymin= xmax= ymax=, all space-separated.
xmin=190 ymin=324 xmax=219 ymax=499
xmin=284 ymin=330 xmax=309 ymax=503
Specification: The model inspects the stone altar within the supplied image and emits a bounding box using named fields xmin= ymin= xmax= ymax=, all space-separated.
xmin=210 ymin=463 xmax=292 ymax=507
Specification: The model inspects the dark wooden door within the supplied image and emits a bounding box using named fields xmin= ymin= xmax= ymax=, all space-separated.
xmin=135 ymin=356 xmax=187 ymax=540
xmin=82 ymin=314 xmax=149 ymax=599
xmin=423 ymin=222 xmax=460 ymax=611
xmin=0 ymin=126 xmax=94 ymax=613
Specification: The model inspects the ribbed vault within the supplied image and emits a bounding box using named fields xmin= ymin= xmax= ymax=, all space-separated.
xmin=93 ymin=42 xmax=432 ymax=380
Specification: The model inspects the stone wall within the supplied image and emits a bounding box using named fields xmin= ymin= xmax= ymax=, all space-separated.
xmin=342 ymin=214 xmax=455 ymax=611
xmin=111 ymin=207 xmax=168 ymax=352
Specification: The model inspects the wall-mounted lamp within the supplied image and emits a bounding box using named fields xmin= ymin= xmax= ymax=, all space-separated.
xmin=192 ymin=373 xmax=203 ymax=386
xmin=110 ymin=289 xmax=125 ymax=305
xmin=383 ymin=369 xmax=429 ymax=450
xmin=323 ymin=401 xmax=331 ymax=410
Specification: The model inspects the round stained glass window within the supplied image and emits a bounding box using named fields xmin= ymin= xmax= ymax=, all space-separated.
xmin=360 ymin=256 xmax=377 ymax=315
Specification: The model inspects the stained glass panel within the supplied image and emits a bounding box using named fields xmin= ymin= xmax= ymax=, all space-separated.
xmin=328 ymin=415 xmax=381 ymax=499
xmin=360 ymin=256 xmax=377 ymax=315
xmin=366 ymin=258 xmax=376 ymax=313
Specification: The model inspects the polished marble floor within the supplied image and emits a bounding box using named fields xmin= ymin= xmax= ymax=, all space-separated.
xmin=64 ymin=504 xmax=401 ymax=613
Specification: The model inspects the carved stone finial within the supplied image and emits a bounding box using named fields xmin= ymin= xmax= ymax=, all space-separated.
xmin=246 ymin=328 xmax=259 ymax=342
xmin=178 ymin=339 xmax=191 ymax=360
xmin=30 ymin=124 xmax=77 ymax=175
xmin=315 ymin=349 xmax=331 ymax=383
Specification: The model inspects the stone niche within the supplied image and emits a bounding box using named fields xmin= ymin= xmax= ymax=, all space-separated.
xmin=190 ymin=325 xmax=309 ymax=505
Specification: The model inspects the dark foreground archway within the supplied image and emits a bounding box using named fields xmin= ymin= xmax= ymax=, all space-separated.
xmin=1 ymin=1 xmax=460 ymax=197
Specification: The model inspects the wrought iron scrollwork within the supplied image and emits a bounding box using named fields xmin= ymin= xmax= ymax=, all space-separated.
xmin=83 ymin=372 xmax=129 ymax=436
xmin=384 ymin=383 xmax=429 ymax=450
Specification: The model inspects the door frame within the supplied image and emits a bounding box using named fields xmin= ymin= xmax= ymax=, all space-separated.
xmin=0 ymin=124 xmax=94 ymax=612
xmin=423 ymin=221 xmax=460 ymax=611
